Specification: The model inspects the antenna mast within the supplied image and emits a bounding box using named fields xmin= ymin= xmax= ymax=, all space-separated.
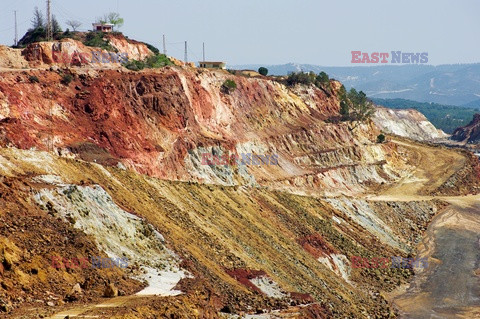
xmin=203 ymin=42 xmax=205 ymax=61
xmin=46 ymin=0 xmax=53 ymax=41
xmin=14 ymin=11 xmax=18 ymax=46
xmin=184 ymin=41 xmax=188 ymax=63
xmin=163 ymin=34 xmax=167 ymax=55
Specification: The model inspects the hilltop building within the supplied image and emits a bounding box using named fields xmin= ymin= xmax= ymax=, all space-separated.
xmin=198 ymin=61 xmax=226 ymax=69
xmin=92 ymin=23 xmax=114 ymax=32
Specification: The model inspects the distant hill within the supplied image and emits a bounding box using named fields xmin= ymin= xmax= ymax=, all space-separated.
xmin=231 ymin=63 xmax=480 ymax=106
xmin=372 ymin=98 xmax=477 ymax=134
xmin=462 ymin=99 xmax=480 ymax=108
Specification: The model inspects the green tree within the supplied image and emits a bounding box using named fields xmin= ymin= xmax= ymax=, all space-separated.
xmin=316 ymin=71 xmax=329 ymax=84
xmin=52 ymin=15 xmax=62 ymax=33
xmin=349 ymin=89 xmax=375 ymax=122
xmin=338 ymin=85 xmax=349 ymax=119
xmin=258 ymin=67 xmax=268 ymax=76
xmin=31 ymin=6 xmax=45 ymax=29
xmin=338 ymin=86 xmax=375 ymax=124
xmin=101 ymin=12 xmax=124 ymax=30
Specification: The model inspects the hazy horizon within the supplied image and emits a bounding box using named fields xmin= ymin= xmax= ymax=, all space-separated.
xmin=0 ymin=0 xmax=479 ymax=66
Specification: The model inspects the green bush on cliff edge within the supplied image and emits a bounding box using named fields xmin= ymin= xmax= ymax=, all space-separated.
xmin=123 ymin=54 xmax=173 ymax=71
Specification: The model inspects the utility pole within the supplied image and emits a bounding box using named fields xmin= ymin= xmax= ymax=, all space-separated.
xmin=163 ymin=34 xmax=167 ymax=55
xmin=46 ymin=0 xmax=53 ymax=41
xmin=14 ymin=11 xmax=18 ymax=46
xmin=202 ymin=42 xmax=205 ymax=61
xmin=184 ymin=41 xmax=187 ymax=63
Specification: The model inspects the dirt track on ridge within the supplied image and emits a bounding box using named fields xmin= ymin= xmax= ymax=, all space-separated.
xmin=371 ymin=137 xmax=466 ymax=201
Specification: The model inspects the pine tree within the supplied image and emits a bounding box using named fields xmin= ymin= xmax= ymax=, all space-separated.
xmin=31 ymin=6 xmax=45 ymax=29
xmin=338 ymin=86 xmax=375 ymax=123
xmin=52 ymin=15 xmax=62 ymax=33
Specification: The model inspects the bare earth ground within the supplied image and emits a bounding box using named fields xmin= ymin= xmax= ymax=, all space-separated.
xmin=4 ymin=134 xmax=459 ymax=319
xmin=33 ymin=136 xmax=479 ymax=317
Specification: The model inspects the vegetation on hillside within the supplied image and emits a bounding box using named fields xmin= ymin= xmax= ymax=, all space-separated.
xmin=377 ymin=134 xmax=386 ymax=143
xmin=28 ymin=75 xmax=39 ymax=83
xmin=17 ymin=8 xmax=124 ymax=50
xmin=84 ymin=31 xmax=117 ymax=51
xmin=222 ymin=79 xmax=237 ymax=93
xmin=123 ymin=54 xmax=173 ymax=71
xmin=372 ymin=98 xmax=477 ymax=133
xmin=31 ymin=6 xmax=45 ymax=29
xmin=283 ymin=71 xmax=374 ymax=123
xmin=339 ymin=86 xmax=375 ymax=122
xmin=143 ymin=42 xmax=160 ymax=55
xmin=61 ymin=74 xmax=73 ymax=85
xmin=17 ymin=7 xmax=62 ymax=47
xmin=285 ymin=71 xmax=332 ymax=94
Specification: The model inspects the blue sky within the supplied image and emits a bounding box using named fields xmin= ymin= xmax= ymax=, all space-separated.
xmin=0 ymin=0 xmax=478 ymax=66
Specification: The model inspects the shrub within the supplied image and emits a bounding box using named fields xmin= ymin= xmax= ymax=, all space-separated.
xmin=122 ymin=54 xmax=172 ymax=71
xmin=16 ymin=27 xmax=46 ymax=47
xmin=29 ymin=75 xmax=39 ymax=83
xmin=144 ymin=54 xmax=172 ymax=68
xmin=84 ymin=32 xmax=117 ymax=52
xmin=258 ymin=67 xmax=268 ymax=76
xmin=144 ymin=42 xmax=160 ymax=55
xmin=286 ymin=71 xmax=315 ymax=86
xmin=285 ymin=71 xmax=331 ymax=93
xmin=123 ymin=60 xmax=145 ymax=71
xmin=222 ymin=79 xmax=237 ymax=93
xmin=377 ymin=134 xmax=386 ymax=143
xmin=61 ymin=74 xmax=73 ymax=85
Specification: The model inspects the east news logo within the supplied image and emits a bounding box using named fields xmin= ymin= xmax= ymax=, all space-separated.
xmin=351 ymin=51 xmax=428 ymax=64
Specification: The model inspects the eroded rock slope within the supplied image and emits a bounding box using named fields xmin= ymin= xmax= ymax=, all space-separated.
xmin=0 ymin=48 xmax=479 ymax=318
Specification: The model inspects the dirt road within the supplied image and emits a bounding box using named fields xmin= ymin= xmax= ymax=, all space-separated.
xmin=370 ymin=137 xmax=466 ymax=200
xmin=46 ymin=296 xmax=139 ymax=319
xmin=390 ymin=196 xmax=480 ymax=318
